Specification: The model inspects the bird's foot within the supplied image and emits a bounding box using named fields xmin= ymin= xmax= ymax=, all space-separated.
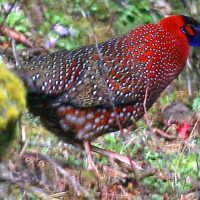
xmin=91 ymin=145 xmax=143 ymax=170
xmin=87 ymin=159 xmax=99 ymax=174
xmin=83 ymin=141 xmax=99 ymax=174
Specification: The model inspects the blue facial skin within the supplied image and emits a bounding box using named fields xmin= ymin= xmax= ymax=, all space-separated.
xmin=187 ymin=25 xmax=200 ymax=47
xmin=181 ymin=15 xmax=200 ymax=47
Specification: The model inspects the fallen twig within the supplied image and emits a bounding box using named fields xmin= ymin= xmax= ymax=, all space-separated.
xmin=153 ymin=127 xmax=177 ymax=140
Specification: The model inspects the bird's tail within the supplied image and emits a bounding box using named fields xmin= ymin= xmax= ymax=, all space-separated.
xmin=0 ymin=47 xmax=17 ymax=69
xmin=0 ymin=46 xmax=38 ymax=90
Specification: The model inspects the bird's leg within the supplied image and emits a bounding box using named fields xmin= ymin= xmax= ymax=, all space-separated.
xmin=83 ymin=141 xmax=98 ymax=172
xmin=90 ymin=145 xmax=142 ymax=170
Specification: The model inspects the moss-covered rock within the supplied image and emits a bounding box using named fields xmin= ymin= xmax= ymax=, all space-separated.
xmin=0 ymin=64 xmax=26 ymax=160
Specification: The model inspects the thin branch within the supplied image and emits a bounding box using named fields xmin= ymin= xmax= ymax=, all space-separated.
xmin=19 ymin=138 xmax=30 ymax=157
xmin=143 ymin=81 xmax=153 ymax=128
xmin=11 ymin=38 xmax=20 ymax=66
xmin=153 ymin=128 xmax=177 ymax=140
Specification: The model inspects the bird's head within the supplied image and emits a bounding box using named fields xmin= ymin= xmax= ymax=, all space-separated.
xmin=160 ymin=15 xmax=200 ymax=47
xmin=181 ymin=15 xmax=200 ymax=47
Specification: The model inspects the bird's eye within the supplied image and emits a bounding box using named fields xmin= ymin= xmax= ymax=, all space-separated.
xmin=183 ymin=23 xmax=196 ymax=36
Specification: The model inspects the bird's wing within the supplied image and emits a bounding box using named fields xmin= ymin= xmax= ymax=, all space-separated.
xmin=63 ymin=55 xmax=146 ymax=108
xmin=61 ymin=36 xmax=147 ymax=108
xmin=15 ymin=33 xmax=148 ymax=108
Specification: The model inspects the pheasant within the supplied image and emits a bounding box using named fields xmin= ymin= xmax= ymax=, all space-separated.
xmin=12 ymin=15 xmax=200 ymax=169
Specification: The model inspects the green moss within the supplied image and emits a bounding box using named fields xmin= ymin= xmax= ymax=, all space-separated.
xmin=0 ymin=64 xmax=26 ymax=160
